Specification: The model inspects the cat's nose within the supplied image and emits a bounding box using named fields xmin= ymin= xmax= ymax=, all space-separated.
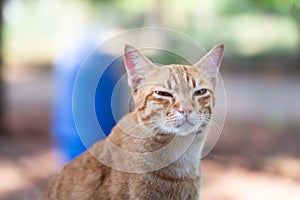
xmin=178 ymin=109 xmax=192 ymax=118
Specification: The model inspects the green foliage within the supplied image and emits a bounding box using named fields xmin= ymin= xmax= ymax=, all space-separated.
xmin=221 ymin=0 xmax=297 ymax=15
xmin=291 ymin=2 xmax=300 ymax=26
xmin=152 ymin=51 xmax=191 ymax=66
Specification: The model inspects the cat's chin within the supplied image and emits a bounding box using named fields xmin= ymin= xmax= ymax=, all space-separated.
xmin=160 ymin=122 xmax=199 ymax=136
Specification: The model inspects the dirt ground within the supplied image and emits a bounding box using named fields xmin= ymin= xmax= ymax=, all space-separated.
xmin=0 ymin=67 xmax=300 ymax=200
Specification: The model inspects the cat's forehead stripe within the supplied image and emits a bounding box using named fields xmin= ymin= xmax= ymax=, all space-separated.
xmin=165 ymin=65 xmax=206 ymax=90
xmin=167 ymin=79 xmax=172 ymax=89
xmin=182 ymin=65 xmax=196 ymax=88
xmin=192 ymin=77 xmax=196 ymax=88
xmin=182 ymin=66 xmax=191 ymax=84
xmin=170 ymin=72 xmax=178 ymax=86
xmin=171 ymin=65 xmax=188 ymax=88
xmin=167 ymin=66 xmax=178 ymax=88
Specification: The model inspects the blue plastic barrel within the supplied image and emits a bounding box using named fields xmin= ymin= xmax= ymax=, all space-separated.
xmin=52 ymin=31 xmax=124 ymax=163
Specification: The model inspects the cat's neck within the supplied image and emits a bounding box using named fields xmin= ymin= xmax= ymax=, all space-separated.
xmin=105 ymin=113 xmax=208 ymax=177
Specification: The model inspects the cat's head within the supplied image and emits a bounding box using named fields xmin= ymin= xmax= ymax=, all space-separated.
xmin=124 ymin=44 xmax=224 ymax=136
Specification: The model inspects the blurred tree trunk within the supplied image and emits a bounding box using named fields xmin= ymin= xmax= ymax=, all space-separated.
xmin=0 ymin=0 xmax=4 ymax=131
xmin=291 ymin=2 xmax=300 ymax=54
xmin=144 ymin=0 xmax=164 ymax=26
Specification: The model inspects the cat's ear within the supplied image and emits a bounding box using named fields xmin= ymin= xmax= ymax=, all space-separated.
xmin=124 ymin=44 xmax=155 ymax=90
xmin=194 ymin=44 xmax=224 ymax=88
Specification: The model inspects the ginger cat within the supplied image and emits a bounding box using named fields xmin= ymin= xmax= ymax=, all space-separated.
xmin=43 ymin=44 xmax=224 ymax=200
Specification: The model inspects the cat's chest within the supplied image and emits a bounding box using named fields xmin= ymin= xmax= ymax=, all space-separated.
xmin=170 ymin=136 xmax=203 ymax=178
xmin=128 ymin=172 xmax=201 ymax=200
xmin=128 ymin=155 xmax=202 ymax=200
xmin=171 ymin=160 xmax=201 ymax=180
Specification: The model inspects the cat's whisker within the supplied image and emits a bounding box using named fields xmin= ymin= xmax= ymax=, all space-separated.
xmin=140 ymin=122 xmax=155 ymax=133
xmin=201 ymin=116 xmax=231 ymax=140
xmin=123 ymin=124 xmax=157 ymax=138
xmin=205 ymin=115 xmax=228 ymax=131
xmin=209 ymin=120 xmax=224 ymax=130
xmin=121 ymin=119 xmax=158 ymax=133
xmin=208 ymin=122 xmax=232 ymax=143
xmin=165 ymin=116 xmax=178 ymax=121
xmin=211 ymin=115 xmax=225 ymax=123
xmin=121 ymin=124 xmax=144 ymax=133
xmin=208 ymin=118 xmax=223 ymax=126
xmin=159 ymin=121 xmax=169 ymax=133
xmin=141 ymin=124 xmax=158 ymax=138
xmin=210 ymin=119 xmax=231 ymax=140
xmin=125 ymin=119 xmax=160 ymax=138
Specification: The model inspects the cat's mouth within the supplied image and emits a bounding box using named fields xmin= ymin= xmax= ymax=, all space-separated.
xmin=176 ymin=120 xmax=195 ymax=128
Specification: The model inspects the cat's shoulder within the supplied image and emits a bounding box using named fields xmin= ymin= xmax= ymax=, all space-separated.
xmin=43 ymin=140 xmax=111 ymax=199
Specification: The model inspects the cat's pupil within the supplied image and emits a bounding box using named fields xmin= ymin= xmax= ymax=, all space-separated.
xmin=155 ymin=91 xmax=173 ymax=97
xmin=194 ymin=88 xmax=207 ymax=96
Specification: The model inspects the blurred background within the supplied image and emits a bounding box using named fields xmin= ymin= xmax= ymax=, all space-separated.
xmin=0 ymin=0 xmax=299 ymax=199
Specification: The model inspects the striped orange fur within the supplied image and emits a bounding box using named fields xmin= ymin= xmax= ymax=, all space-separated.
xmin=43 ymin=44 xmax=224 ymax=200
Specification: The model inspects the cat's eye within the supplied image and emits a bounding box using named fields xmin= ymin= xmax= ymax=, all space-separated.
xmin=154 ymin=91 xmax=173 ymax=97
xmin=194 ymin=88 xmax=208 ymax=96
